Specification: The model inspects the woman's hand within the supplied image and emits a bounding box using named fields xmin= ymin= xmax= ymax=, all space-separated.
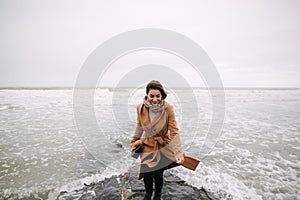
xmin=175 ymin=154 xmax=185 ymax=164
xmin=131 ymin=140 xmax=143 ymax=150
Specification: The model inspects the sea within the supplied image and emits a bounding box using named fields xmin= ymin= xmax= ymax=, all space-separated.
xmin=0 ymin=88 xmax=299 ymax=200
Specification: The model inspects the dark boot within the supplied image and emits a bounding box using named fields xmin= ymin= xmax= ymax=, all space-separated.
xmin=153 ymin=169 xmax=164 ymax=200
xmin=143 ymin=193 xmax=152 ymax=200
xmin=153 ymin=193 xmax=162 ymax=200
xmin=143 ymin=172 xmax=153 ymax=200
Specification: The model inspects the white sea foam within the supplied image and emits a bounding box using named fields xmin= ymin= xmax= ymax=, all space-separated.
xmin=169 ymin=164 xmax=262 ymax=200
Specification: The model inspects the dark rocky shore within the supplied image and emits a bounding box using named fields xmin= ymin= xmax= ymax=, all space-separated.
xmin=57 ymin=166 xmax=211 ymax=200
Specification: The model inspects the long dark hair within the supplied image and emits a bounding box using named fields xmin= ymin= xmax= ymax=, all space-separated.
xmin=146 ymin=80 xmax=167 ymax=99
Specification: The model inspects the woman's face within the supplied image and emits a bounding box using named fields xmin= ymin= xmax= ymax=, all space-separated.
xmin=147 ymin=89 xmax=162 ymax=105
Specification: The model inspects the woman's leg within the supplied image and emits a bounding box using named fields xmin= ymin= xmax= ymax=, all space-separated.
xmin=142 ymin=171 xmax=154 ymax=200
xmin=153 ymin=168 xmax=164 ymax=200
xmin=141 ymin=153 xmax=155 ymax=200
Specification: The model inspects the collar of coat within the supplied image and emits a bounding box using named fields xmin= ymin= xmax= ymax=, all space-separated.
xmin=138 ymin=101 xmax=171 ymax=128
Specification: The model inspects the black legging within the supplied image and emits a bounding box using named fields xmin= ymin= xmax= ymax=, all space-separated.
xmin=143 ymin=167 xmax=164 ymax=195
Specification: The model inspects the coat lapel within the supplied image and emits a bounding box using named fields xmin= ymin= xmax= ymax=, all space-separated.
xmin=139 ymin=105 xmax=167 ymax=137
xmin=140 ymin=105 xmax=151 ymax=126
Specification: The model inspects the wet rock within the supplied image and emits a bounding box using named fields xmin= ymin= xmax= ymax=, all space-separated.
xmin=94 ymin=176 xmax=122 ymax=200
xmin=57 ymin=166 xmax=211 ymax=200
xmin=165 ymin=184 xmax=200 ymax=200
xmin=114 ymin=142 xmax=123 ymax=148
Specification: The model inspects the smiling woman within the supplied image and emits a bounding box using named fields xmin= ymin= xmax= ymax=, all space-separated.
xmin=130 ymin=80 xmax=200 ymax=200
xmin=147 ymin=90 xmax=162 ymax=105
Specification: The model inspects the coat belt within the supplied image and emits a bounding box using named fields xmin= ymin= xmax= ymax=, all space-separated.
xmin=141 ymin=135 xmax=167 ymax=168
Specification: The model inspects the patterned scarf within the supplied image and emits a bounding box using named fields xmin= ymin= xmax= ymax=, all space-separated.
xmin=143 ymin=96 xmax=165 ymax=113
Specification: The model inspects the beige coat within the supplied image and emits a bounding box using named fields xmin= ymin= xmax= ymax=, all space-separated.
xmin=131 ymin=101 xmax=200 ymax=179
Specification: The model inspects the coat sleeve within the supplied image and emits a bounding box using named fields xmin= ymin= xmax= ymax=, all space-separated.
xmin=167 ymin=105 xmax=184 ymax=158
xmin=131 ymin=104 xmax=143 ymax=144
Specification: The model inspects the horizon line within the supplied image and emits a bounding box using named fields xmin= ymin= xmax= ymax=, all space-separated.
xmin=0 ymin=86 xmax=299 ymax=90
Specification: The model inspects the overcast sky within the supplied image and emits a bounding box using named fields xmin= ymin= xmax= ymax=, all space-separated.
xmin=0 ymin=0 xmax=299 ymax=88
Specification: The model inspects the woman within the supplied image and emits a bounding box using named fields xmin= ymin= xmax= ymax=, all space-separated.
xmin=131 ymin=80 xmax=200 ymax=200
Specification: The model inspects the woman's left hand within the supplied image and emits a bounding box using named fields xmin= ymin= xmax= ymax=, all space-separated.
xmin=175 ymin=155 xmax=184 ymax=164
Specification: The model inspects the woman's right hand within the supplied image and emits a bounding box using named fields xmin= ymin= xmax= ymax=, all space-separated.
xmin=131 ymin=140 xmax=143 ymax=150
